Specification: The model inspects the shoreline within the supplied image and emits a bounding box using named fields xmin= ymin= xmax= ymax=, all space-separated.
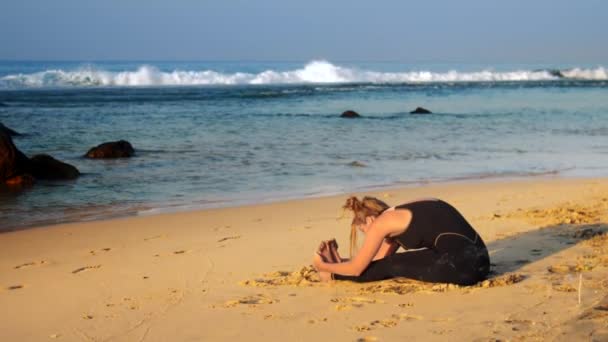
xmin=1 ymin=170 xmax=572 ymax=233
xmin=1 ymin=176 xmax=608 ymax=340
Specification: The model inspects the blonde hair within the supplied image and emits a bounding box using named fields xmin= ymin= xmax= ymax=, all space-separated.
xmin=342 ymin=196 xmax=390 ymax=257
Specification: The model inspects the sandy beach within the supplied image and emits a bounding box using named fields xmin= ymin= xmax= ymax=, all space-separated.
xmin=1 ymin=176 xmax=608 ymax=341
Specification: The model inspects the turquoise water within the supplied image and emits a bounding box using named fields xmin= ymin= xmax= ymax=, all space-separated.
xmin=1 ymin=60 xmax=607 ymax=230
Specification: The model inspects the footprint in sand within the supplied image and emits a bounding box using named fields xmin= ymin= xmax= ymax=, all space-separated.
xmin=306 ymin=317 xmax=328 ymax=324
xmin=354 ymin=319 xmax=399 ymax=331
xmin=223 ymin=294 xmax=278 ymax=308
xmin=213 ymin=225 xmax=232 ymax=232
xmin=332 ymin=296 xmax=384 ymax=311
xmin=72 ymin=265 xmax=102 ymax=274
xmin=14 ymin=260 xmax=48 ymax=269
xmin=356 ymin=337 xmax=378 ymax=342
xmin=392 ymin=313 xmax=424 ymax=321
xmin=217 ymin=235 xmax=241 ymax=243
xmin=144 ymin=235 xmax=166 ymax=241
xmin=6 ymin=284 xmax=24 ymax=290
xmin=504 ymin=319 xmax=536 ymax=332
xmin=89 ymin=248 xmax=111 ymax=256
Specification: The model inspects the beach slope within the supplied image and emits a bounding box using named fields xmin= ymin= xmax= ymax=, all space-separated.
xmin=1 ymin=177 xmax=608 ymax=341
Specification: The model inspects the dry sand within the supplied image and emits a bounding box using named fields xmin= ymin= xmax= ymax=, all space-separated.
xmin=1 ymin=177 xmax=608 ymax=341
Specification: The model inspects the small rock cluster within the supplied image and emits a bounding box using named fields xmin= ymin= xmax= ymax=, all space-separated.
xmin=1 ymin=122 xmax=135 ymax=190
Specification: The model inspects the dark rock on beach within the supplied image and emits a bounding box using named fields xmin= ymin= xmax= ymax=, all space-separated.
xmin=85 ymin=140 xmax=135 ymax=158
xmin=340 ymin=110 xmax=361 ymax=118
xmin=0 ymin=122 xmax=21 ymax=137
xmin=410 ymin=107 xmax=432 ymax=114
xmin=0 ymin=131 xmax=31 ymax=183
xmin=30 ymin=154 xmax=80 ymax=180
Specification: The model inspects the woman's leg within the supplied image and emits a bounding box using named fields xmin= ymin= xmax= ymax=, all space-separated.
xmin=334 ymin=242 xmax=488 ymax=285
xmin=334 ymin=248 xmax=451 ymax=283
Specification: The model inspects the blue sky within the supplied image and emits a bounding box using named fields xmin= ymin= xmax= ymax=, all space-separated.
xmin=0 ymin=0 xmax=606 ymax=63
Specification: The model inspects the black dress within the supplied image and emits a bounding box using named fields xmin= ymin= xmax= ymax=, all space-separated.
xmin=334 ymin=199 xmax=490 ymax=285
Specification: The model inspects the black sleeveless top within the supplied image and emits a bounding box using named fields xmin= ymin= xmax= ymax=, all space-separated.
xmin=387 ymin=199 xmax=484 ymax=250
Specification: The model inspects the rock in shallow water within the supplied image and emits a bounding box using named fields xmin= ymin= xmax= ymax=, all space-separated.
xmin=0 ymin=122 xmax=21 ymax=137
xmin=30 ymin=154 xmax=80 ymax=180
xmin=340 ymin=110 xmax=361 ymax=118
xmin=410 ymin=107 xmax=432 ymax=114
xmin=0 ymin=131 xmax=30 ymax=182
xmin=5 ymin=174 xmax=35 ymax=188
xmin=85 ymin=140 xmax=135 ymax=158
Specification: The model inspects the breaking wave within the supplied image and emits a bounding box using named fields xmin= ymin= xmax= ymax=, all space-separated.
xmin=1 ymin=60 xmax=606 ymax=89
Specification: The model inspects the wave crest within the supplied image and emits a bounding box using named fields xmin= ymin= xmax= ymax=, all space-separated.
xmin=1 ymin=60 xmax=606 ymax=88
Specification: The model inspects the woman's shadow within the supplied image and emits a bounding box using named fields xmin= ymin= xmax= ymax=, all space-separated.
xmin=485 ymin=222 xmax=607 ymax=276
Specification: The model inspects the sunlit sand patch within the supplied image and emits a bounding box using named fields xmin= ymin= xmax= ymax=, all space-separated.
xmin=503 ymin=198 xmax=608 ymax=226
xmin=584 ymin=230 xmax=608 ymax=248
xmin=546 ymin=231 xmax=608 ymax=277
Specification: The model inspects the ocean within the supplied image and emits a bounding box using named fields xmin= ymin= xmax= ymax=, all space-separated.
xmin=1 ymin=60 xmax=607 ymax=231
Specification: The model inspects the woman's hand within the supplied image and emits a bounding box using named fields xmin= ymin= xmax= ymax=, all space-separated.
xmin=317 ymin=239 xmax=341 ymax=263
xmin=327 ymin=239 xmax=342 ymax=262
xmin=312 ymin=253 xmax=325 ymax=270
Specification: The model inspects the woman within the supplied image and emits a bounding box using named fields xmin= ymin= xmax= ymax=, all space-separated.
xmin=313 ymin=196 xmax=490 ymax=285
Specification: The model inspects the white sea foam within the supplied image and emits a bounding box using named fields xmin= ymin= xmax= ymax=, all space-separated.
xmin=1 ymin=61 xmax=606 ymax=88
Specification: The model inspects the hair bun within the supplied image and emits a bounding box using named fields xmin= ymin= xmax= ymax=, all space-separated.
xmin=343 ymin=196 xmax=361 ymax=211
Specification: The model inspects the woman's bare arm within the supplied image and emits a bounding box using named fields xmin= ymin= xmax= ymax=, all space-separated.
xmin=314 ymin=210 xmax=410 ymax=276
xmin=315 ymin=225 xmax=386 ymax=276
xmin=373 ymin=239 xmax=400 ymax=260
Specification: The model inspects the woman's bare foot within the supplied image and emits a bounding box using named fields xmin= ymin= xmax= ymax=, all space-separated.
xmin=318 ymin=270 xmax=332 ymax=282
xmin=313 ymin=253 xmax=333 ymax=282
xmin=317 ymin=241 xmax=335 ymax=263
